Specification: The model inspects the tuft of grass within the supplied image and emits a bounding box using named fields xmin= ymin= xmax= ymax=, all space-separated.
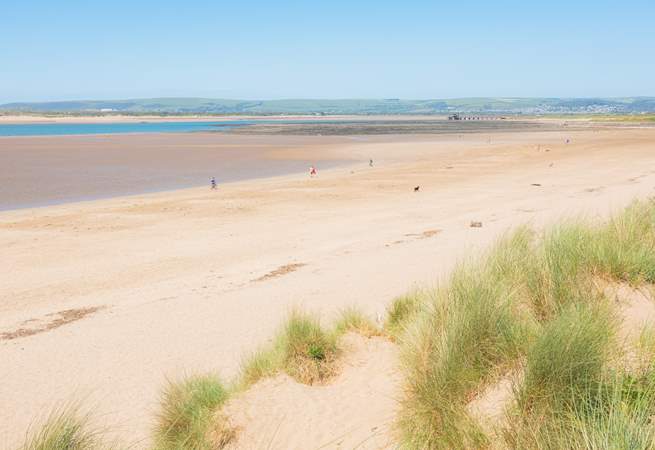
xmin=276 ymin=310 xmax=339 ymax=384
xmin=154 ymin=374 xmax=231 ymax=450
xmin=240 ymin=310 xmax=339 ymax=387
xmin=523 ymin=223 xmax=597 ymax=320
xmin=506 ymin=372 xmax=655 ymax=449
xmin=398 ymin=264 xmax=529 ymax=449
xmin=334 ymin=307 xmax=381 ymax=337
xmin=515 ymin=303 xmax=615 ymax=413
xmin=395 ymin=200 xmax=655 ymax=449
xmin=19 ymin=408 xmax=99 ymax=450
xmin=384 ymin=292 xmax=424 ymax=339
xmin=239 ymin=347 xmax=279 ymax=389
xmin=590 ymin=200 xmax=655 ymax=284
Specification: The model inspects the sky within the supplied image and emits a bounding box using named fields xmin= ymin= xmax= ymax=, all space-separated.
xmin=1 ymin=0 xmax=654 ymax=103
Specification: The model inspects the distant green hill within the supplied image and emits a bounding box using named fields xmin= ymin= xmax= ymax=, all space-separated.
xmin=2 ymin=97 xmax=654 ymax=115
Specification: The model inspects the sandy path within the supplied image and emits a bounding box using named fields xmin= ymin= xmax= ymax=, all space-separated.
xmin=1 ymin=127 xmax=654 ymax=447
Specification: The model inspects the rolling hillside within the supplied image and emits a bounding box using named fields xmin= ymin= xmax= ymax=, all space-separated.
xmin=2 ymin=97 xmax=655 ymax=115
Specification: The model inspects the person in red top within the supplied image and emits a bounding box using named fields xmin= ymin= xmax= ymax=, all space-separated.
xmin=309 ymin=165 xmax=317 ymax=177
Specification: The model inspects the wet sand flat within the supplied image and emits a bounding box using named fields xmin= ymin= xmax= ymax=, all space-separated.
xmin=2 ymin=126 xmax=655 ymax=447
xmin=225 ymin=118 xmax=568 ymax=135
xmin=0 ymin=133 xmax=352 ymax=210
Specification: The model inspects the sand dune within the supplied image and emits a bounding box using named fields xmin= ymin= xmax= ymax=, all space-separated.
xmin=1 ymin=126 xmax=655 ymax=447
xmin=221 ymin=333 xmax=399 ymax=449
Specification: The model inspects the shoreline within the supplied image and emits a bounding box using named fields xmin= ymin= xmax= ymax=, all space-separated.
xmin=0 ymin=131 xmax=358 ymax=212
xmin=0 ymin=161 xmax=357 ymax=214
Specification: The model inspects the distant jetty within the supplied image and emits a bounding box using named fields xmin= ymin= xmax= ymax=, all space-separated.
xmin=448 ymin=113 xmax=506 ymax=121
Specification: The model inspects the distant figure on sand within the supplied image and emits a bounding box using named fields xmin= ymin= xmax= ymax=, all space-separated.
xmin=309 ymin=165 xmax=317 ymax=177
xmin=369 ymin=159 xmax=374 ymax=167
xmin=211 ymin=177 xmax=217 ymax=189
xmin=414 ymin=186 xmax=420 ymax=192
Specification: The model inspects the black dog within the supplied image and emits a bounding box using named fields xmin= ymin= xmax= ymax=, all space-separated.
xmin=414 ymin=186 xmax=420 ymax=192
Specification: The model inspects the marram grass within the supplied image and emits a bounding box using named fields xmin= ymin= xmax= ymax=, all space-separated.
xmin=397 ymin=199 xmax=655 ymax=449
xmin=240 ymin=310 xmax=341 ymax=388
xmin=18 ymin=404 xmax=116 ymax=450
xmin=153 ymin=374 xmax=230 ymax=450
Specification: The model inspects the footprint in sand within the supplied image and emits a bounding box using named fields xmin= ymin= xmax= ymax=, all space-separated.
xmin=1 ymin=306 xmax=105 ymax=341
xmin=387 ymin=229 xmax=441 ymax=247
xmin=252 ymin=263 xmax=306 ymax=282
xmin=628 ymin=174 xmax=647 ymax=183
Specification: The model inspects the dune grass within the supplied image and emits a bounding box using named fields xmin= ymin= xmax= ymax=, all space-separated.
xmin=397 ymin=263 xmax=531 ymax=448
xmin=153 ymin=374 xmax=231 ymax=450
xmin=240 ymin=310 xmax=339 ymax=387
xmin=334 ymin=307 xmax=381 ymax=337
xmin=18 ymin=405 xmax=110 ymax=450
xmin=384 ymin=292 xmax=425 ymax=339
xmin=277 ymin=310 xmax=339 ymax=384
xmin=590 ymin=201 xmax=655 ymax=283
xmin=396 ymin=199 xmax=655 ymax=449
xmin=504 ymin=303 xmax=617 ymax=448
xmin=506 ymin=370 xmax=655 ymax=449
xmin=517 ymin=303 xmax=615 ymax=411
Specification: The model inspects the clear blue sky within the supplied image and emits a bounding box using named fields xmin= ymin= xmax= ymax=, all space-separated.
xmin=2 ymin=0 xmax=654 ymax=103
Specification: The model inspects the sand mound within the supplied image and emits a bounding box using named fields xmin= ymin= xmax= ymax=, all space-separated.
xmin=219 ymin=333 xmax=400 ymax=449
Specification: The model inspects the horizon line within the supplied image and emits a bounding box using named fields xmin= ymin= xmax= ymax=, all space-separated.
xmin=3 ymin=95 xmax=655 ymax=104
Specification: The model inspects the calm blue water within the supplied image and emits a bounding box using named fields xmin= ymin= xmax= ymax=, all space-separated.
xmin=0 ymin=120 xmax=253 ymax=136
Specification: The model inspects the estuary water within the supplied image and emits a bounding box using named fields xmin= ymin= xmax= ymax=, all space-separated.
xmin=0 ymin=120 xmax=252 ymax=137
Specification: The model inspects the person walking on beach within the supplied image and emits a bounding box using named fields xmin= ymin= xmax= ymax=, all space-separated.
xmin=210 ymin=177 xmax=217 ymax=189
xmin=369 ymin=159 xmax=374 ymax=167
xmin=309 ymin=165 xmax=317 ymax=177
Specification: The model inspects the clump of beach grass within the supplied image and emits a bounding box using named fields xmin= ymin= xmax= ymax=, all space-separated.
xmin=518 ymin=223 xmax=598 ymax=321
xmin=397 ymin=199 xmax=655 ymax=449
xmin=517 ymin=303 xmax=615 ymax=410
xmin=398 ymin=263 xmax=530 ymax=449
xmin=240 ymin=310 xmax=339 ymax=387
xmin=384 ymin=292 xmax=425 ymax=339
xmin=278 ymin=310 xmax=338 ymax=384
xmin=334 ymin=307 xmax=381 ymax=337
xmin=589 ymin=200 xmax=655 ymax=283
xmin=18 ymin=405 xmax=108 ymax=450
xmin=154 ymin=374 xmax=231 ymax=450
xmin=505 ymin=370 xmax=655 ymax=449
xmin=238 ymin=347 xmax=279 ymax=389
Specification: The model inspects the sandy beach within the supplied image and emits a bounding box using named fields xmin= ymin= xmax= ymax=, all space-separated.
xmin=2 ymin=125 xmax=655 ymax=447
